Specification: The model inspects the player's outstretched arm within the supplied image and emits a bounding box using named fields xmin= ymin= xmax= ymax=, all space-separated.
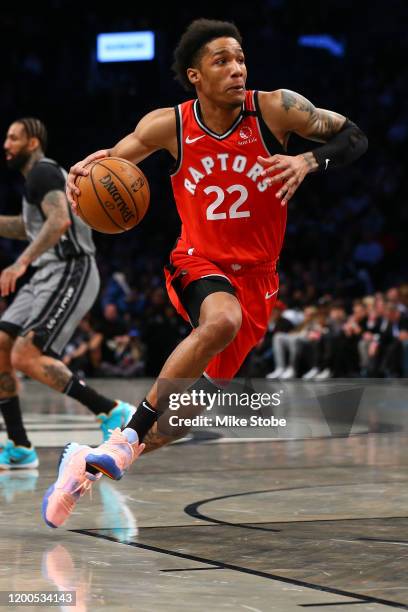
xmin=0 ymin=190 xmax=70 ymax=297
xmin=257 ymin=89 xmax=368 ymax=205
xmin=0 ymin=215 xmax=27 ymax=240
xmin=66 ymin=108 xmax=176 ymax=210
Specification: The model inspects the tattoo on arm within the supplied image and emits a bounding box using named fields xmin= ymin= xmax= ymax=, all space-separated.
xmin=17 ymin=190 xmax=70 ymax=265
xmin=42 ymin=363 xmax=72 ymax=391
xmin=302 ymin=152 xmax=318 ymax=172
xmin=281 ymin=89 xmax=345 ymax=142
xmin=281 ymin=89 xmax=315 ymax=114
xmin=0 ymin=372 xmax=17 ymax=395
xmin=142 ymin=422 xmax=175 ymax=453
xmin=0 ymin=215 xmax=27 ymax=240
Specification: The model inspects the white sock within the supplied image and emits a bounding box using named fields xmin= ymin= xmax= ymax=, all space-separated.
xmin=122 ymin=428 xmax=139 ymax=444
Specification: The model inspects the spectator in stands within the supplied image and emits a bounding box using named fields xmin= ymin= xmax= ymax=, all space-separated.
xmin=386 ymin=286 xmax=407 ymax=314
xmin=302 ymin=303 xmax=347 ymax=380
xmin=62 ymin=316 xmax=101 ymax=378
xmin=366 ymin=302 xmax=408 ymax=377
xmin=358 ymin=296 xmax=383 ymax=376
xmin=101 ymin=271 xmax=132 ymax=318
xmin=143 ymin=288 xmax=187 ymax=376
xmin=98 ymin=329 xmax=145 ymax=378
xmin=267 ymin=306 xmax=319 ymax=380
xmin=92 ymin=304 xmax=130 ymax=374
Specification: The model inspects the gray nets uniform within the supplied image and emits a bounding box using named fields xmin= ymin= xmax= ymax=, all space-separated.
xmin=0 ymin=158 xmax=100 ymax=356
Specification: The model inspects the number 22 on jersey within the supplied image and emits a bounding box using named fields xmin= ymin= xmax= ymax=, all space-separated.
xmin=204 ymin=184 xmax=249 ymax=220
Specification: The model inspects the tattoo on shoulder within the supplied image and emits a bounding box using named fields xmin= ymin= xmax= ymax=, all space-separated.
xmin=281 ymin=89 xmax=315 ymax=114
xmin=280 ymin=89 xmax=344 ymax=141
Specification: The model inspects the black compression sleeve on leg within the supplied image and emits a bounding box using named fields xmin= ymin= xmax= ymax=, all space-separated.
xmin=64 ymin=376 xmax=116 ymax=416
xmin=312 ymin=120 xmax=368 ymax=171
xmin=0 ymin=396 xmax=31 ymax=447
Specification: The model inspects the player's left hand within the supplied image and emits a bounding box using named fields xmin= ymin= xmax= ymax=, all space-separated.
xmin=257 ymin=154 xmax=314 ymax=206
xmin=0 ymin=260 xmax=28 ymax=297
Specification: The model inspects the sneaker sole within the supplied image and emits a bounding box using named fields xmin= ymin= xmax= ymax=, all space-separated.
xmin=42 ymin=484 xmax=58 ymax=528
xmin=0 ymin=458 xmax=39 ymax=470
xmin=85 ymin=454 xmax=123 ymax=480
xmin=41 ymin=442 xmax=81 ymax=529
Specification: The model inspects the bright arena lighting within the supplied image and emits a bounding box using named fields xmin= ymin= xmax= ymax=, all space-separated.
xmin=97 ymin=31 xmax=155 ymax=62
xmin=298 ymin=34 xmax=345 ymax=57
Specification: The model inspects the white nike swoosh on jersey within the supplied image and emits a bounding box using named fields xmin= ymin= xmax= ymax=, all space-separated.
xmin=325 ymin=158 xmax=330 ymax=170
xmin=185 ymin=135 xmax=205 ymax=144
xmin=265 ymin=289 xmax=278 ymax=300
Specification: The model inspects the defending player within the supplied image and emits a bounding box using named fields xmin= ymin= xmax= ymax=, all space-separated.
xmin=0 ymin=118 xmax=135 ymax=469
xmin=43 ymin=19 xmax=367 ymax=527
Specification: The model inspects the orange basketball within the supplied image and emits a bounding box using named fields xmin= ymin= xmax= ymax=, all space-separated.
xmin=74 ymin=157 xmax=150 ymax=234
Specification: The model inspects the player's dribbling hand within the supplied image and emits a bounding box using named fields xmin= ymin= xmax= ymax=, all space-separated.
xmin=0 ymin=260 xmax=28 ymax=297
xmin=66 ymin=149 xmax=109 ymax=213
xmin=257 ymin=153 xmax=317 ymax=206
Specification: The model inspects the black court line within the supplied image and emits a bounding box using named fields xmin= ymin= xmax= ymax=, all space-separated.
xmin=71 ymin=529 xmax=408 ymax=610
xmin=300 ymin=602 xmax=372 ymax=607
xmin=185 ymin=488 xmax=280 ymax=532
xmin=357 ymin=537 xmax=408 ymax=545
xmin=79 ymin=515 xmax=408 ymax=532
xmin=184 ymin=483 xmax=408 ymax=531
xmin=82 ymin=524 xmax=221 ymax=531
xmin=160 ymin=567 xmax=224 ymax=572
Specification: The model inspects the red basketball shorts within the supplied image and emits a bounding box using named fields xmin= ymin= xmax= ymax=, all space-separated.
xmin=164 ymin=240 xmax=279 ymax=382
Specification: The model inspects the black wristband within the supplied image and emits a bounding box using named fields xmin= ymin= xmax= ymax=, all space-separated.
xmin=126 ymin=399 xmax=158 ymax=441
xmin=312 ymin=119 xmax=368 ymax=172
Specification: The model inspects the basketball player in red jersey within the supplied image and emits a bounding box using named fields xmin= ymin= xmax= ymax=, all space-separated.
xmin=43 ymin=19 xmax=367 ymax=527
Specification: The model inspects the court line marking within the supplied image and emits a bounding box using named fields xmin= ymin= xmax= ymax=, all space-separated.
xmin=80 ymin=515 xmax=408 ymax=532
xmin=300 ymin=602 xmax=373 ymax=607
xmin=357 ymin=538 xmax=408 ymax=546
xmin=71 ymin=529 xmax=408 ymax=610
xmin=160 ymin=567 xmax=224 ymax=572
xmin=184 ymin=484 xmax=408 ymax=531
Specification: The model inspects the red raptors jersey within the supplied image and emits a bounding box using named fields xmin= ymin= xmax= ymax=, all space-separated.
xmin=171 ymin=90 xmax=287 ymax=266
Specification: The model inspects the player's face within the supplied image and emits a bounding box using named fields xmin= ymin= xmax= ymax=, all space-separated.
xmin=3 ymin=122 xmax=32 ymax=170
xmin=191 ymin=37 xmax=247 ymax=108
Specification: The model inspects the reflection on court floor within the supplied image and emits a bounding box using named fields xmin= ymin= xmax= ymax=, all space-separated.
xmin=0 ymin=379 xmax=407 ymax=611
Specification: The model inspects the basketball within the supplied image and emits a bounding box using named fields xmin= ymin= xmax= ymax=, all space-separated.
xmin=74 ymin=157 xmax=150 ymax=233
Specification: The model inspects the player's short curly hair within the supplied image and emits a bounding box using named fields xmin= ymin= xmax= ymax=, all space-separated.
xmin=16 ymin=117 xmax=47 ymax=152
xmin=172 ymin=18 xmax=243 ymax=91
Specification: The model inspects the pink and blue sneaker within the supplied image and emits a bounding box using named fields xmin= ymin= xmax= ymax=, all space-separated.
xmin=86 ymin=428 xmax=145 ymax=481
xmin=42 ymin=442 xmax=101 ymax=528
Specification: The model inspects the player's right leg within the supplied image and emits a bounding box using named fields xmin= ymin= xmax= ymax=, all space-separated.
xmin=0 ymin=329 xmax=38 ymax=469
xmin=42 ymin=288 xmax=241 ymax=527
xmin=84 ymin=289 xmax=242 ymax=479
xmin=42 ymin=267 xmax=242 ymax=526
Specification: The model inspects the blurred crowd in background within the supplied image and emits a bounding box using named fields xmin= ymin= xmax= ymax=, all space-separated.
xmin=1 ymin=1 xmax=407 ymax=378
